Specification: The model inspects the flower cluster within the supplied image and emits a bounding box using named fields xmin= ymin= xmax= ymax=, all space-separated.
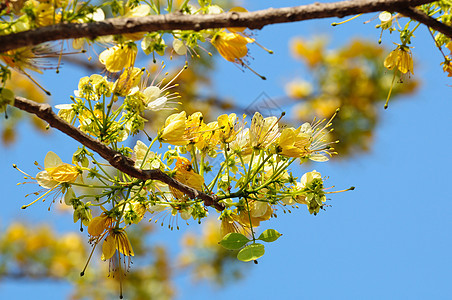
xmin=15 ymin=69 xmax=356 ymax=294
xmin=7 ymin=1 xmax=355 ymax=297
xmin=56 ymin=66 xmax=181 ymax=143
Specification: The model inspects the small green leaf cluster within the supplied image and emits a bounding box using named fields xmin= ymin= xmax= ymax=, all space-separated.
xmin=219 ymin=229 xmax=282 ymax=262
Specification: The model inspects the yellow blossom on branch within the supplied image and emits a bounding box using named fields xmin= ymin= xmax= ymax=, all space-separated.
xmin=220 ymin=210 xmax=248 ymax=237
xmin=158 ymin=111 xmax=189 ymax=145
xmin=37 ymin=151 xmax=80 ymax=186
xmin=88 ymin=213 xmax=114 ymax=237
xmin=170 ymin=157 xmax=204 ymax=200
xmin=99 ymin=43 xmax=137 ymax=73
xmin=384 ymin=45 xmax=414 ymax=75
xmin=277 ymin=126 xmax=311 ymax=158
xmin=101 ymin=228 xmax=135 ymax=260
xmin=383 ymin=44 xmax=414 ymax=109
xmin=217 ymin=113 xmax=241 ymax=143
xmin=35 ymin=2 xmax=62 ymax=27
xmin=250 ymin=112 xmax=280 ymax=150
xmin=211 ymin=31 xmax=254 ymax=63
xmin=101 ymin=227 xmax=134 ymax=299
xmin=238 ymin=200 xmax=273 ymax=228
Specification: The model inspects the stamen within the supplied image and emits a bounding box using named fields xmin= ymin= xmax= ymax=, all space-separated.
xmin=253 ymin=40 xmax=274 ymax=54
xmin=13 ymin=164 xmax=33 ymax=178
xmin=331 ymin=14 xmax=363 ymax=26
xmin=21 ymin=69 xmax=51 ymax=95
xmin=325 ymin=186 xmax=355 ymax=194
xmin=81 ymin=236 xmax=103 ymax=277
xmin=161 ymin=62 xmax=188 ymax=91
xmin=385 ymin=71 xmax=397 ymax=109
xmin=21 ymin=182 xmax=61 ymax=209
xmin=240 ymin=60 xmax=266 ymax=80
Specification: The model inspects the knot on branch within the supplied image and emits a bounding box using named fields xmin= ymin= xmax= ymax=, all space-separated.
xmin=38 ymin=103 xmax=52 ymax=115
xmin=112 ymin=153 xmax=125 ymax=165
xmin=229 ymin=11 xmax=240 ymax=21
xmin=189 ymin=188 xmax=199 ymax=199
xmin=125 ymin=19 xmax=135 ymax=28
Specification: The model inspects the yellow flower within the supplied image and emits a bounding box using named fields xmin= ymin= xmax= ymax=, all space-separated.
xmin=441 ymin=44 xmax=452 ymax=77
xmin=383 ymin=45 xmax=414 ymax=108
xmin=211 ymin=31 xmax=254 ymax=62
xmin=0 ymin=88 xmax=15 ymax=113
xmin=101 ymin=228 xmax=134 ymax=260
xmin=158 ymin=111 xmax=189 ymax=145
xmin=100 ymin=227 xmax=134 ymax=299
xmin=238 ymin=200 xmax=273 ymax=228
xmin=229 ymin=127 xmax=251 ymax=156
xmin=285 ymin=79 xmax=313 ymax=99
xmin=185 ymin=111 xmax=204 ymax=142
xmin=277 ymin=126 xmax=312 ymax=158
xmin=74 ymin=74 xmax=111 ymax=100
xmin=37 ymin=151 xmax=80 ymax=187
xmin=1 ymin=45 xmax=60 ymax=95
xmin=35 ymin=2 xmax=62 ymax=27
xmin=249 ymin=112 xmax=279 ymax=149
xmin=170 ymin=157 xmax=204 ymax=200
xmin=88 ymin=213 xmax=114 ymax=237
xmin=442 ymin=59 xmax=452 ymax=77
xmin=384 ymin=45 xmax=414 ymax=75
xmin=194 ymin=121 xmax=220 ymax=152
xmin=124 ymin=200 xmax=147 ymax=224
xmin=112 ymin=67 xmax=144 ymax=96
xmin=99 ymin=43 xmax=137 ymax=73
xmin=290 ymin=37 xmax=326 ymax=69
xmin=133 ymin=140 xmax=161 ymax=170
xmin=19 ymin=151 xmax=80 ymax=209
xmin=281 ymin=111 xmax=337 ymax=162
xmin=1 ymin=47 xmax=44 ymax=74
xmin=293 ymin=170 xmax=326 ymax=215
xmin=217 ymin=113 xmax=240 ymax=143
xmin=219 ymin=210 xmax=247 ymax=237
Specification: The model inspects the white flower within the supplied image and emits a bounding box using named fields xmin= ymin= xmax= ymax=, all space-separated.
xmin=297 ymin=170 xmax=322 ymax=189
xmin=133 ymin=140 xmax=161 ymax=170
xmin=173 ymin=39 xmax=187 ymax=55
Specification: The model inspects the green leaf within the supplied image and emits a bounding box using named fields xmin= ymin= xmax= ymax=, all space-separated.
xmin=219 ymin=233 xmax=250 ymax=250
xmin=258 ymin=229 xmax=282 ymax=243
xmin=237 ymin=243 xmax=265 ymax=262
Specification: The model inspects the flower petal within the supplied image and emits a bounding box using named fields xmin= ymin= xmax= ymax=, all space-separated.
xmin=44 ymin=151 xmax=63 ymax=169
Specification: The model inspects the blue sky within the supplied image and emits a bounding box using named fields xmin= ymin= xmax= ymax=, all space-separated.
xmin=1 ymin=1 xmax=452 ymax=299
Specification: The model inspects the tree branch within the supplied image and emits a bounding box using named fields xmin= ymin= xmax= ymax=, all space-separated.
xmin=0 ymin=0 xmax=438 ymax=53
xmin=397 ymin=6 xmax=452 ymax=38
xmin=13 ymin=96 xmax=225 ymax=211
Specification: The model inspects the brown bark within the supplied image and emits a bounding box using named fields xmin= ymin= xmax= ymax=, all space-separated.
xmin=0 ymin=0 xmax=442 ymax=53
